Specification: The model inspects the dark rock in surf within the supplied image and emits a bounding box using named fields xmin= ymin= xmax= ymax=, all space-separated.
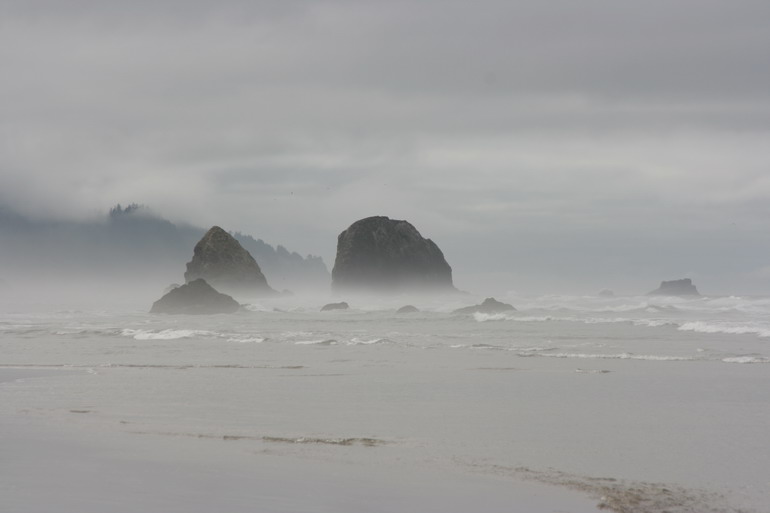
xmin=598 ymin=289 xmax=615 ymax=297
xmin=647 ymin=278 xmax=700 ymax=296
xmin=453 ymin=297 xmax=516 ymax=314
xmin=184 ymin=226 xmax=275 ymax=296
xmin=396 ymin=305 xmax=419 ymax=314
xmin=150 ymin=279 xmax=240 ymax=315
xmin=331 ymin=216 xmax=454 ymax=293
xmin=321 ymin=301 xmax=349 ymax=312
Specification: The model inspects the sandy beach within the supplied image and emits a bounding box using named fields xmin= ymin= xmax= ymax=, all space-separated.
xmin=2 ymin=382 xmax=597 ymax=513
xmin=2 ymin=299 xmax=768 ymax=512
xmin=4 ymin=1 xmax=770 ymax=510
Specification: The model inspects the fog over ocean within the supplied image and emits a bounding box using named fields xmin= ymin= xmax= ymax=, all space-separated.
xmin=3 ymin=1 xmax=770 ymax=511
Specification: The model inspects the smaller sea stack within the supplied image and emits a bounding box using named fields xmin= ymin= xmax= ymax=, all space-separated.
xmin=184 ymin=226 xmax=275 ymax=296
xmin=150 ymin=279 xmax=240 ymax=315
xmin=647 ymin=279 xmax=700 ymax=296
xmin=321 ymin=302 xmax=349 ymax=311
xmin=453 ymin=298 xmax=516 ymax=314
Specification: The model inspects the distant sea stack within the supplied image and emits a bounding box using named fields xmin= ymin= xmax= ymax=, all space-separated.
xmin=647 ymin=278 xmax=700 ymax=296
xmin=150 ymin=279 xmax=240 ymax=315
xmin=331 ymin=216 xmax=454 ymax=293
xmin=184 ymin=226 xmax=275 ymax=296
xmin=321 ymin=301 xmax=349 ymax=312
xmin=453 ymin=297 xmax=516 ymax=314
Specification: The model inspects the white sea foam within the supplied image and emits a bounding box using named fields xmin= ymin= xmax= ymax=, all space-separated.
xmin=582 ymin=317 xmax=628 ymax=324
xmin=472 ymin=310 xmax=768 ymax=337
xmin=521 ymin=352 xmax=695 ymax=361
xmin=53 ymin=328 xmax=89 ymax=335
xmin=347 ymin=337 xmax=391 ymax=345
xmin=470 ymin=343 xmax=505 ymax=350
xmin=121 ymin=329 xmax=213 ymax=340
xmin=678 ymin=322 xmax=770 ymax=338
xmin=510 ymin=294 xmax=770 ymax=318
xmin=598 ymin=303 xmax=653 ymax=312
xmin=473 ymin=313 xmax=673 ymax=329
xmin=226 ymin=337 xmax=265 ymax=343
xmin=52 ymin=327 xmax=122 ymax=336
xmin=632 ymin=319 xmax=675 ymax=328
xmin=295 ymin=339 xmax=338 ymax=345
xmin=722 ymin=356 xmax=770 ymax=364
xmin=473 ymin=313 xmax=510 ymax=322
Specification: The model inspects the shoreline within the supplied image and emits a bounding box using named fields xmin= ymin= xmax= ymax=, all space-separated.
xmin=2 ymin=302 xmax=768 ymax=513
xmin=1 ymin=400 xmax=600 ymax=513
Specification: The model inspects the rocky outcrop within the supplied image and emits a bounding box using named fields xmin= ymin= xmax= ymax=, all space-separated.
xmin=331 ymin=216 xmax=454 ymax=292
xmin=396 ymin=305 xmax=419 ymax=314
xmin=598 ymin=289 xmax=615 ymax=297
xmin=647 ymin=278 xmax=700 ymax=296
xmin=184 ymin=226 xmax=275 ymax=296
xmin=453 ymin=297 xmax=516 ymax=314
xmin=321 ymin=301 xmax=349 ymax=311
xmin=150 ymin=279 xmax=240 ymax=314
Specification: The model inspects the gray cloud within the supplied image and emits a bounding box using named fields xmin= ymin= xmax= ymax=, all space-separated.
xmin=2 ymin=0 xmax=770 ymax=293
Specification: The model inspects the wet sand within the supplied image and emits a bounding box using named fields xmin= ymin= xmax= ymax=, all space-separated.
xmin=2 ymin=302 xmax=769 ymax=513
xmin=1 ymin=378 xmax=597 ymax=513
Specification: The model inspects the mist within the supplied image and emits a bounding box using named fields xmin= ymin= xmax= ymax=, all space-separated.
xmin=4 ymin=4 xmax=770 ymax=511
xmin=2 ymin=0 xmax=770 ymax=300
xmin=3 ymin=199 xmax=770 ymax=310
xmin=0 ymin=205 xmax=330 ymax=310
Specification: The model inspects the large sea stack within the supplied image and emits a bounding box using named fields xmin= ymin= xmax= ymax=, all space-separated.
xmin=647 ymin=278 xmax=700 ymax=296
xmin=150 ymin=279 xmax=240 ymax=314
xmin=331 ymin=216 xmax=454 ymax=293
xmin=184 ymin=226 xmax=275 ymax=296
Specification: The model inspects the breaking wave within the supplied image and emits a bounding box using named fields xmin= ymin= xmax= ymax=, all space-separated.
xmin=678 ymin=321 xmax=770 ymax=338
xmin=721 ymin=356 xmax=770 ymax=364
xmin=472 ymin=313 xmax=510 ymax=322
xmin=294 ymin=339 xmax=338 ymax=345
xmin=347 ymin=337 xmax=392 ymax=345
xmin=450 ymin=345 xmax=697 ymax=361
xmin=470 ymin=343 xmax=506 ymax=350
xmin=470 ymin=310 xmax=770 ymax=340
xmin=519 ymin=352 xmax=696 ymax=361
xmin=121 ymin=329 xmax=213 ymax=340
xmin=226 ymin=336 xmax=265 ymax=343
xmin=473 ymin=313 xmax=677 ymax=329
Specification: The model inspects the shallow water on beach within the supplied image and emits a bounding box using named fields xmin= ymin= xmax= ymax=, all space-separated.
xmin=2 ymin=293 xmax=769 ymax=512
xmin=3 ymin=293 xmax=769 ymax=367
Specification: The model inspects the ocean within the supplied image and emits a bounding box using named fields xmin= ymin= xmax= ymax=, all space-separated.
xmin=1 ymin=292 xmax=769 ymax=512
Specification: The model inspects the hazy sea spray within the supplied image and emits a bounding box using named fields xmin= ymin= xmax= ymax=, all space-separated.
xmin=678 ymin=321 xmax=770 ymax=337
xmin=121 ymin=329 xmax=215 ymax=340
xmin=3 ymin=293 xmax=770 ymax=370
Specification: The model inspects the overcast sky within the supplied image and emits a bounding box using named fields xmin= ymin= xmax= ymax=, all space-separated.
xmin=2 ymin=0 xmax=770 ymax=294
